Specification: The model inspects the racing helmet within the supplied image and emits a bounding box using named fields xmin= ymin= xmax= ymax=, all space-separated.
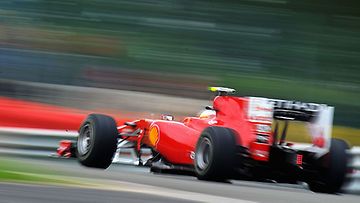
xmin=199 ymin=109 xmax=216 ymax=119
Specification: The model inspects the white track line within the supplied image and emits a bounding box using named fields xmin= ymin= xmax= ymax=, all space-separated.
xmin=96 ymin=180 xmax=257 ymax=203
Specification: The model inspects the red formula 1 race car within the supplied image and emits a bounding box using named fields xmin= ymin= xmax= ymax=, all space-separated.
xmin=57 ymin=87 xmax=349 ymax=193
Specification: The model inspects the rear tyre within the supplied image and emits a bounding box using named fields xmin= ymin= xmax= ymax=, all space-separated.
xmin=308 ymin=138 xmax=349 ymax=193
xmin=77 ymin=114 xmax=118 ymax=169
xmin=194 ymin=126 xmax=236 ymax=181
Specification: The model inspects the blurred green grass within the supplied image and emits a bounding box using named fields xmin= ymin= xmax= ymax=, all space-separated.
xmin=332 ymin=126 xmax=360 ymax=147
xmin=0 ymin=158 xmax=79 ymax=185
xmin=284 ymin=122 xmax=360 ymax=147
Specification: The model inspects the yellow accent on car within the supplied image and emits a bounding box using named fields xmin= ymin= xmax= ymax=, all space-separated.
xmin=208 ymin=87 xmax=236 ymax=94
xmin=209 ymin=87 xmax=218 ymax=92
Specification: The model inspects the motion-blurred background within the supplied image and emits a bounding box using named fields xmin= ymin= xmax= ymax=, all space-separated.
xmin=0 ymin=1 xmax=360 ymax=197
xmin=0 ymin=0 xmax=359 ymax=127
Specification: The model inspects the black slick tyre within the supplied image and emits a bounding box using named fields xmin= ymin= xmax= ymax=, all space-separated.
xmin=76 ymin=114 xmax=118 ymax=169
xmin=194 ymin=126 xmax=236 ymax=181
xmin=308 ymin=138 xmax=349 ymax=193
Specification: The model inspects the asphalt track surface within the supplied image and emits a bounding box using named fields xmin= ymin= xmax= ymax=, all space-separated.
xmin=0 ymin=157 xmax=359 ymax=203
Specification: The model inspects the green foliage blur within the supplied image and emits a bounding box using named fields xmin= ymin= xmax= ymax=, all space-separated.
xmin=0 ymin=0 xmax=359 ymax=127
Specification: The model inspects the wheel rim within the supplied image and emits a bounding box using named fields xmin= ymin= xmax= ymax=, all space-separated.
xmin=78 ymin=124 xmax=92 ymax=155
xmin=196 ymin=137 xmax=212 ymax=170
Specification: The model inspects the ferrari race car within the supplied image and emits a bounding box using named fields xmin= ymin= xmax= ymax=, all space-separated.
xmin=57 ymin=87 xmax=349 ymax=193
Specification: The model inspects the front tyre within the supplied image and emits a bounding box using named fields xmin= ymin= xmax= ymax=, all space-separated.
xmin=195 ymin=126 xmax=236 ymax=181
xmin=308 ymin=138 xmax=349 ymax=193
xmin=77 ymin=114 xmax=118 ymax=169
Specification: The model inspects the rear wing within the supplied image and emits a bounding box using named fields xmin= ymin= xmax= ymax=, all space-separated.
xmin=248 ymin=97 xmax=334 ymax=150
xmin=271 ymin=99 xmax=327 ymax=122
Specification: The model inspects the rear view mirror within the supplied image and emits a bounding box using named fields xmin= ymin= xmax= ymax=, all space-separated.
xmin=161 ymin=114 xmax=174 ymax=121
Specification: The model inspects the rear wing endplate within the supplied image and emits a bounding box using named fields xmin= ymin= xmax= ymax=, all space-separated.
xmin=248 ymin=97 xmax=334 ymax=151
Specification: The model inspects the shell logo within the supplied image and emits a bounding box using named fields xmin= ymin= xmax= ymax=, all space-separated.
xmin=149 ymin=125 xmax=160 ymax=146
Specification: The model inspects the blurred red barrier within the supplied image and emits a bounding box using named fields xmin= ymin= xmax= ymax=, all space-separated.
xmin=0 ymin=97 xmax=128 ymax=130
